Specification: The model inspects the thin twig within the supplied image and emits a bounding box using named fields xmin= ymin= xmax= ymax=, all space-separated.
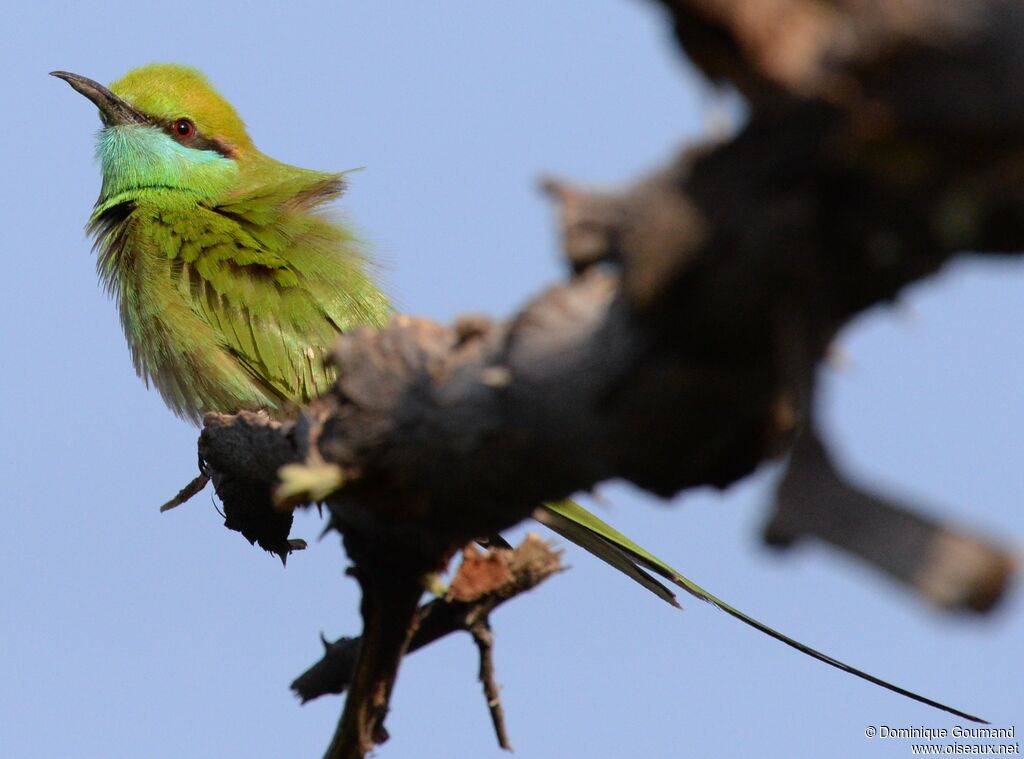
xmin=159 ymin=472 xmax=210 ymax=512
xmin=470 ymin=618 xmax=511 ymax=751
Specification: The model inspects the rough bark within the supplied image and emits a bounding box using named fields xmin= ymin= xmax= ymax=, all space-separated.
xmin=184 ymin=2 xmax=1024 ymax=756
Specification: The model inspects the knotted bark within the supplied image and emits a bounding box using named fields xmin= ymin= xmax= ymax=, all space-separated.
xmin=185 ymin=2 xmax=1024 ymax=756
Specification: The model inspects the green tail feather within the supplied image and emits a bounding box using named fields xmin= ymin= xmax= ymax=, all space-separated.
xmin=537 ymin=505 xmax=681 ymax=608
xmin=536 ymin=499 xmax=987 ymax=724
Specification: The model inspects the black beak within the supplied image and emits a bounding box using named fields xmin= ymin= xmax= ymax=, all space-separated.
xmin=50 ymin=71 xmax=150 ymax=128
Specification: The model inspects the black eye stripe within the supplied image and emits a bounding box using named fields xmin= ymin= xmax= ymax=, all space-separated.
xmin=158 ymin=119 xmax=234 ymax=158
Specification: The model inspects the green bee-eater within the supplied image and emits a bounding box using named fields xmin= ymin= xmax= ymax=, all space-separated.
xmin=53 ymin=64 xmax=983 ymax=722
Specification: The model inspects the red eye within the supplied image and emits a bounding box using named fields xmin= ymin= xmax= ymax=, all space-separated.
xmin=172 ymin=118 xmax=196 ymax=139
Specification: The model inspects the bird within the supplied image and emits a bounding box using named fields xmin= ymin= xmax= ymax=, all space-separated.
xmin=53 ymin=63 xmax=984 ymax=723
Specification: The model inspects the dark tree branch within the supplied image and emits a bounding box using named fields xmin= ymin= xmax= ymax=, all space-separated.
xmin=291 ymin=537 xmax=563 ymax=704
xmin=195 ymin=0 xmax=1024 ymax=572
xmin=291 ymin=538 xmax=561 ymax=755
xmin=470 ymin=619 xmax=511 ymax=751
xmin=763 ymin=422 xmax=1016 ymax=613
xmin=186 ymin=2 xmax=1024 ymax=755
xmin=322 ymin=531 xmax=439 ymax=759
xmin=291 ymin=635 xmax=360 ymax=706
xmin=199 ymin=411 xmax=307 ymax=558
xmin=323 ymin=579 xmax=420 ymax=758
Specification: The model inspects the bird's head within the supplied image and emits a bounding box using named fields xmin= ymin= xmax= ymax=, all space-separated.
xmin=52 ymin=64 xmax=254 ymax=205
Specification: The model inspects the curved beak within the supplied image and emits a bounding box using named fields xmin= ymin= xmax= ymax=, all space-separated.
xmin=50 ymin=71 xmax=150 ymax=127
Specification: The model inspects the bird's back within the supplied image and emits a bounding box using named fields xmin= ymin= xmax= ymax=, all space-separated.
xmin=92 ymin=169 xmax=391 ymax=422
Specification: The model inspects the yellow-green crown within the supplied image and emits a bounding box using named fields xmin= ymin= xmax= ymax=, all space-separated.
xmin=111 ymin=64 xmax=254 ymax=152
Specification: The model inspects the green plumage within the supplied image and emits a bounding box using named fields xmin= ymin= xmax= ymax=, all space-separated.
xmin=88 ymin=125 xmax=388 ymax=421
xmin=55 ymin=63 xmax=983 ymax=724
xmin=80 ymin=69 xmax=387 ymax=419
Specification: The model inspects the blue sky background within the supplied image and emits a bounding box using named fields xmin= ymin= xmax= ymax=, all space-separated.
xmin=2 ymin=2 xmax=1021 ymax=757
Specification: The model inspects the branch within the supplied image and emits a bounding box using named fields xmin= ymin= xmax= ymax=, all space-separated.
xmin=198 ymin=6 xmax=1024 ymax=541
xmin=186 ymin=2 xmax=1024 ymax=755
xmin=293 ymin=536 xmax=562 ymax=752
xmin=321 ymin=535 xmax=436 ymax=759
xmin=470 ymin=619 xmax=510 ymax=751
xmin=655 ymin=0 xmax=1024 ymax=124
xmin=292 ymin=537 xmax=562 ymax=700
xmin=763 ymin=423 xmax=1016 ymax=613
